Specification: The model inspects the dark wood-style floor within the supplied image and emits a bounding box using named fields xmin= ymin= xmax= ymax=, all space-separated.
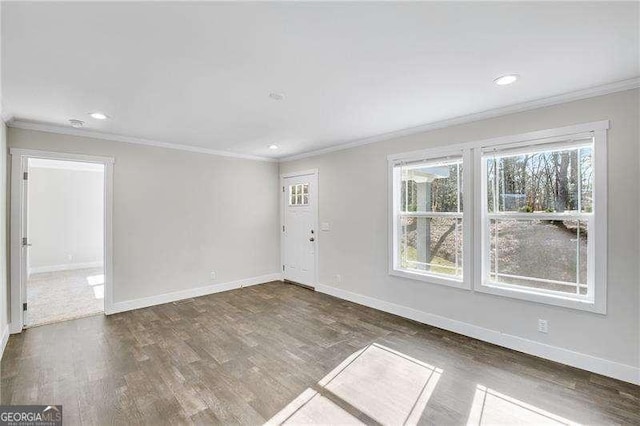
xmin=2 ymin=282 xmax=638 ymax=425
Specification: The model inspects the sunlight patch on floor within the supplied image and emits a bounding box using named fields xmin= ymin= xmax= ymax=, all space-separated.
xmin=87 ymin=274 xmax=105 ymax=299
xmin=267 ymin=343 xmax=443 ymax=425
xmin=466 ymin=385 xmax=580 ymax=426
xmin=274 ymin=388 xmax=363 ymax=425
xmin=92 ymin=284 xmax=104 ymax=299
xmin=87 ymin=274 xmax=105 ymax=286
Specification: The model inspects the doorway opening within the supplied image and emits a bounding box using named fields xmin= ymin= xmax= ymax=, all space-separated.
xmin=10 ymin=149 xmax=114 ymax=332
xmin=25 ymin=158 xmax=105 ymax=326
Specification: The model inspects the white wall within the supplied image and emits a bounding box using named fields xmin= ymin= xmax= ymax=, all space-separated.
xmin=27 ymin=165 xmax=104 ymax=273
xmin=280 ymin=89 xmax=640 ymax=381
xmin=8 ymin=128 xmax=281 ymax=305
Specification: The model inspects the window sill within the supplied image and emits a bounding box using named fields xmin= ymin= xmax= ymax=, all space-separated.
xmin=476 ymin=281 xmax=605 ymax=314
xmin=389 ymin=268 xmax=470 ymax=290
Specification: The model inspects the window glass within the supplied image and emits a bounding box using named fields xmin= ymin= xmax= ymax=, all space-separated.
xmin=486 ymin=146 xmax=592 ymax=213
xmin=483 ymin=141 xmax=594 ymax=299
xmin=489 ymin=219 xmax=588 ymax=295
xmin=395 ymin=157 xmax=464 ymax=282
xmin=399 ymin=216 xmax=463 ymax=278
xmin=401 ymin=163 xmax=462 ymax=213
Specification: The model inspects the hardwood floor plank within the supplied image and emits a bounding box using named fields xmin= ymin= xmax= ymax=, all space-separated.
xmin=2 ymin=281 xmax=638 ymax=425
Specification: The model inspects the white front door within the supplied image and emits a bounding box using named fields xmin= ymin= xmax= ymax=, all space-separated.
xmin=282 ymin=172 xmax=318 ymax=287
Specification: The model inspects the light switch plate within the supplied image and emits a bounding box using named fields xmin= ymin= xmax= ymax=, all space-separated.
xmin=321 ymin=222 xmax=330 ymax=231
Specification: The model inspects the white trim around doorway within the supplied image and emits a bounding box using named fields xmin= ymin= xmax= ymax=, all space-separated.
xmin=9 ymin=148 xmax=115 ymax=334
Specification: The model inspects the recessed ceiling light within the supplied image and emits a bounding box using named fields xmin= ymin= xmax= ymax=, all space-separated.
xmin=268 ymin=144 xmax=279 ymax=150
xmin=69 ymin=119 xmax=84 ymax=128
xmin=494 ymin=74 xmax=519 ymax=86
xmin=269 ymin=92 xmax=285 ymax=101
xmin=89 ymin=112 xmax=109 ymax=120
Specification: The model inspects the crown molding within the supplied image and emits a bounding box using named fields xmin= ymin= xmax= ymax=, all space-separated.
xmin=7 ymin=120 xmax=277 ymax=163
xmin=5 ymin=77 xmax=638 ymax=163
xmin=280 ymin=77 xmax=640 ymax=162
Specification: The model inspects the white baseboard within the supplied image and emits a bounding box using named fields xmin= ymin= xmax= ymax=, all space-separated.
xmin=315 ymin=283 xmax=640 ymax=385
xmin=0 ymin=324 xmax=9 ymax=360
xmin=29 ymin=261 xmax=104 ymax=274
xmin=107 ymin=273 xmax=283 ymax=315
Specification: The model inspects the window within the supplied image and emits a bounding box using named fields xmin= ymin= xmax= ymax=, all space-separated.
xmin=289 ymin=183 xmax=309 ymax=206
xmin=390 ymin=150 xmax=469 ymax=288
xmin=484 ymin=142 xmax=592 ymax=295
xmin=388 ymin=121 xmax=608 ymax=312
xmin=477 ymin=130 xmax=606 ymax=312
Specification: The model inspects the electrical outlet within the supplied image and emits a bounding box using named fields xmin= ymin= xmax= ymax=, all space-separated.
xmin=538 ymin=319 xmax=548 ymax=333
xmin=210 ymin=271 xmax=216 ymax=280
xmin=335 ymin=274 xmax=342 ymax=283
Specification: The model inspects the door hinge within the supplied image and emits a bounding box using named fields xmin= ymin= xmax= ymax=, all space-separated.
xmin=282 ymin=225 xmax=285 ymax=232
xmin=22 ymin=237 xmax=28 ymax=246
xmin=23 ymin=171 xmax=28 ymax=181
xmin=282 ymin=265 xmax=285 ymax=271
xmin=282 ymin=186 xmax=285 ymax=192
xmin=23 ymin=302 xmax=27 ymax=311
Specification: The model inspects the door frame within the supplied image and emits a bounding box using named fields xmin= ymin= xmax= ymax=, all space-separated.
xmin=9 ymin=148 xmax=115 ymax=333
xmin=280 ymin=169 xmax=319 ymax=289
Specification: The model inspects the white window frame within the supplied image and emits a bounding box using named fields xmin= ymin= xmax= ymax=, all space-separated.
xmin=387 ymin=120 xmax=608 ymax=314
xmin=472 ymin=123 xmax=608 ymax=314
xmin=388 ymin=146 xmax=472 ymax=289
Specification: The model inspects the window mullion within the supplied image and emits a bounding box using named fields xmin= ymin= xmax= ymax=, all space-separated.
xmin=486 ymin=212 xmax=589 ymax=220
xmin=493 ymin=157 xmax=499 ymax=213
xmin=494 ymin=220 xmax=499 ymax=282
xmin=578 ymin=147 xmax=582 ymax=213
xmin=399 ymin=212 xmax=463 ymax=218
xmin=457 ymin=162 xmax=461 ymax=214
xmin=576 ymin=223 xmax=580 ymax=295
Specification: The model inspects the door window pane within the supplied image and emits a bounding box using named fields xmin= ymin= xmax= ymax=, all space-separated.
xmin=289 ymin=184 xmax=310 ymax=206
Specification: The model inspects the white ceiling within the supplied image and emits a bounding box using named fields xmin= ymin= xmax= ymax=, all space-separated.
xmin=2 ymin=2 xmax=639 ymax=159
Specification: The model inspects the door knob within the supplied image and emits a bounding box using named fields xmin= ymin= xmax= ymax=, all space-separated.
xmin=309 ymin=237 xmax=315 ymax=242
